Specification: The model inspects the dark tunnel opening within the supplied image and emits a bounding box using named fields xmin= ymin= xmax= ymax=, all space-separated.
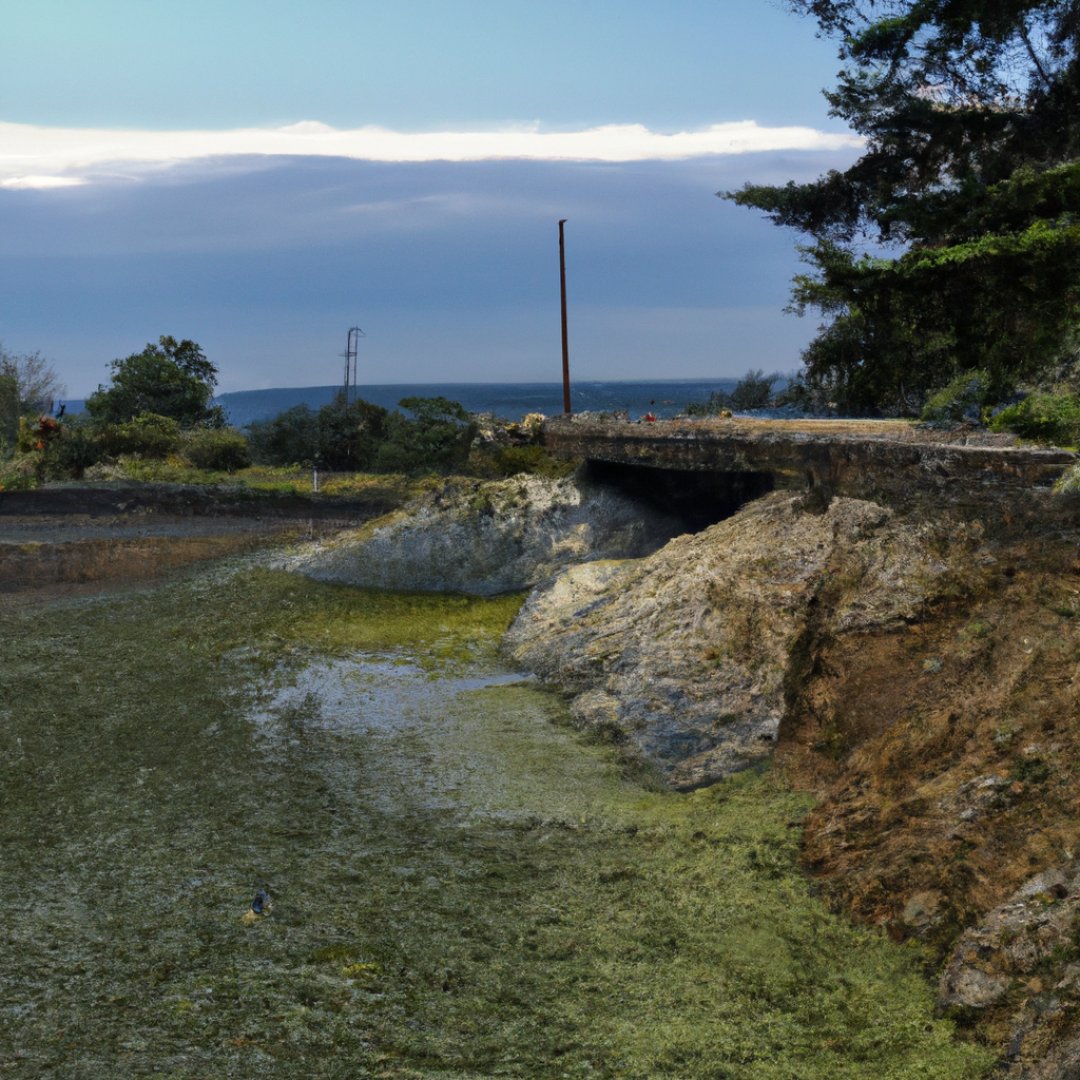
xmin=582 ymin=459 xmax=775 ymax=533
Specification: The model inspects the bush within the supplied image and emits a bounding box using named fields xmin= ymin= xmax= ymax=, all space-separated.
xmin=728 ymin=369 xmax=778 ymax=411
xmin=373 ymin=397 xmax=476 ymax=473
xmin=685 ymin=370 xmax=778 ymax=416
xmin=473 ymin=444 xmax=577 ymax=479
xmin=989 ymin=392 xmax=1080 ymax=446
xmin=40 ymin=420 xmax=108 ymax=480
xmin=99 ymin=412 xmax=182 ymax=459
xmin=181 ymin=427 xmax=252 ymax=471
xmin=920 ymin=371 xmax=991 ymax=424
xmin=684 ymin=394 xmax=730 ymax=417
xmin=244 ymin=393 xmax=477 ymax=475
xmin=319 ymin=397 xmax=389 ymax=471
xmin=246 ymin=405 xmax=320 ymax=467
xmin=0 ymin=453 xmax=38 ymax=490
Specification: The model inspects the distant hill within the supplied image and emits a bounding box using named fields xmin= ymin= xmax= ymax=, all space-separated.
xmin=62 ymin=379 xmax=749 ymax=427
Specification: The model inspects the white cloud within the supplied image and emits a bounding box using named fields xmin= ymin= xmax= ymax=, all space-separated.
xmin=0 ymin=174 xmax=87 ymax=189
xmin=0 ymin=119 xmax=862 ymax=183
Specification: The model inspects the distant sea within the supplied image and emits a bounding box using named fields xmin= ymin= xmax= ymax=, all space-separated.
xmin=64 ymin=380 xmax=752 ymax=427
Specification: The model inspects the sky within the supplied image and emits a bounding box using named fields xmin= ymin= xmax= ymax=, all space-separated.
xmin=0 ymin=0 xmax=861 ymax=397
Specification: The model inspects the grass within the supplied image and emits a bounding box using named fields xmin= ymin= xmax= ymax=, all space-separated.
xmin=0 ymin=561 xmax=993 ymax=1078
xmin=101 ymin=459 xmax=439 ymax=501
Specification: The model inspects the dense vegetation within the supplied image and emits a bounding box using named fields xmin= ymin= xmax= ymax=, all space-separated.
xmin=0 ymin=337 xmax=253 ymax=488
xmin=0 ymin=334 xmax=567 ymax=489
xmin=245 ymin=393 xmax=480 ymax=474
xmin=684 ymin=369 xmax=783 ymax=416
xmin=727 ymin=0 xmax=1080 ymax=415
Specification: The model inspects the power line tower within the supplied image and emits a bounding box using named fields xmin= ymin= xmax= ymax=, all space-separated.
xmin=342 ymin=326 xmax=365 ymax=414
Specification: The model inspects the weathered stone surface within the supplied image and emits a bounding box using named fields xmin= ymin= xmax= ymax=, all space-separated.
xmin=939 ymin=864 xmax=1080 ymax=1076
xmin=283 ymin=473 xmax=683 ymax=596
xmin=940 ymin=866 xmax=1080 ymax=1010
xmin=503 ymin=491 xmax=974 ymax=789
xmin=543 ymin=414 xmax=1076 ymax=500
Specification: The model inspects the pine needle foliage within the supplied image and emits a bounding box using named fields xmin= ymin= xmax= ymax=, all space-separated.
xmin=726 ymin=1 xmax=1080 ymax=413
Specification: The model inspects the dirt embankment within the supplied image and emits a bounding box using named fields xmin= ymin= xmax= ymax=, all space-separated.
xmin=779 ymin=492 xmax=1080 ymax=1076
xmin=504 ymin=481 xmax=1080 ymax=1076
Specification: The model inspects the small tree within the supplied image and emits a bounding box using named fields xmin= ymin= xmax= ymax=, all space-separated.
xmin=0 ymin=373 xmax=17 ymax=454
xmin=246 ymin=404 xmax=321 ymax=467
xmin=374 ymin=396 xmax=476 ymax=473
xmin=0 ymin=342 xmax=66 ymax=414
xmin=85 ymin=336 xmax=224 ymax=428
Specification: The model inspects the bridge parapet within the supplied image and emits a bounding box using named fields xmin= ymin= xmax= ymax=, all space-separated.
xmin=543 ymin=415 xmax=1076 ymax=502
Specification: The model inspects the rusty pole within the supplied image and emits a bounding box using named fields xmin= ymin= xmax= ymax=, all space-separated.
xmin=559 ymin=219 xmax=571 ymax=415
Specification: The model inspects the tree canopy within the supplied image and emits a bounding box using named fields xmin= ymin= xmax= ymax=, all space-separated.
xmin=0 ymin=342 xmax=65 ymax=408
xmin=725 ymin=0 xmax=1080 ymax=412
xmin=0 ymin=342 xmax=66 ymax=449
xmin=85 ymin=336 xmax=224 ymax=427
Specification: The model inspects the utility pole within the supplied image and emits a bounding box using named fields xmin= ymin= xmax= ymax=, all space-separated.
xmin=559 ymin=219 xmax=571 ymax=415
xmin=342 ymin=326 xmax=365 ymax=415
xmin=341 ymin=324 xmax=367 ymax=412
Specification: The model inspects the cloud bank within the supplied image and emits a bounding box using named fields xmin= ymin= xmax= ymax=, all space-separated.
xmin=1 ymin=151 xmax=865 ymax=392
xmin=0 ymin=119 xmax=863 ymax=186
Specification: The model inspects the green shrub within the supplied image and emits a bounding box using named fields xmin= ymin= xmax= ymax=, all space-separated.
xmin=1055 ymin=464 xmax=1080 ymax=494
xmin=245 ymin=392 xmax=476 ymax=475
xmin=100 ymin=412 xmax=182 ymax=459
xmin=477 ymin=444 xmax=578 ymax=479
xmin=685 ymin=369 xmax=778 ymax=415
xmin=245 ymin=404 xmax=320 ymax=467
xmin=318 ymin=397 xmax=389 ymax=471
xmin=0 ymin=453 xmax=38 ymax=489
xmin=990 ymin=392 xmax=1080 ymax=446
xmin=729 ymin=368 xmax=779 ymax=410
xmin=920 ymin=371 xmax=990 ymax=424
xmin=181 ymin=427 xmax=252 ymax=471
xmin=40 ymin=419 xmax=107 ymax=480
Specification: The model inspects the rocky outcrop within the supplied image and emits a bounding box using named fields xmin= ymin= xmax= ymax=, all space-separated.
xmin=284 ymin=473 xmax=683 ymax=596
xmin=503 ymin=490 xmax=984 ymax=789
xmin=937 ymin=864 xmax=1080 ymax=1078
xmin=284 ymin=448 xmax=1080 ymax=1074
xmin=502 ymin=474 xmax=1080 ymax=1074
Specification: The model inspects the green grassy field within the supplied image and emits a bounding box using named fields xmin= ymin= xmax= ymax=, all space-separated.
xmin=0 ymin=560 xmax=991 ymax=1078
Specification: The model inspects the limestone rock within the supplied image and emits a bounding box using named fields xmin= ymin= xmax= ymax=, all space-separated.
xmin=504 ymin=491 xmax=964 ymax=789
xmin=285 ymin=473 xmax=683 ymax=596
xmin=939 ymin=864 xmax=1080 ymax=1076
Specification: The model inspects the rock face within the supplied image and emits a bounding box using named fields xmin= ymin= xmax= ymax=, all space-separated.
xmin=287 ymin=453 xmax=1080 ymax=1075
xmin=285 ymin=473 xmax=684 ymax=596
xmin=498 ymin=471 xmax=1080 ymax=1075
xmin=938 ymin=864 xmax=1080 ymax=1078
xmin=503 ymin=491 xmax=975 ymax=789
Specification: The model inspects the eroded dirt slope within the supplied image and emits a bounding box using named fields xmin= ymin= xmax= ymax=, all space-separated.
xmin=505 ymin=483 xmax=1080 ymax=1074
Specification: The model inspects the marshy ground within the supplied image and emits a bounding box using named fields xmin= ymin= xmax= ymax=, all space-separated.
xmin=0 ymin=533 xmax=992 ymax=1078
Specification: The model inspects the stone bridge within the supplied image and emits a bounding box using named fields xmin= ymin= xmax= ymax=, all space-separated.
xmin=543 ymin=414 xmax=1076 ymax=507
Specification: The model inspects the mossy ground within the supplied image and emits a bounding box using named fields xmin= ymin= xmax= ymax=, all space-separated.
xmin=100 ymin=461 xmax=438 ymax=501
xmin=0 ymin=561 xmax=991 ymax=1078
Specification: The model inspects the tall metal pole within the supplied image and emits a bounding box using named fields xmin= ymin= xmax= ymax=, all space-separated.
xmin=342 ymin=326 xmax=364 ymax=415
xmin=559 ymin=219 xmax=571 ymax=415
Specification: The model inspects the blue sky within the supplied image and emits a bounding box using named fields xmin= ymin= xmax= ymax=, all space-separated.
xmin=0 ymin=0 xmax=858 ymax=396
